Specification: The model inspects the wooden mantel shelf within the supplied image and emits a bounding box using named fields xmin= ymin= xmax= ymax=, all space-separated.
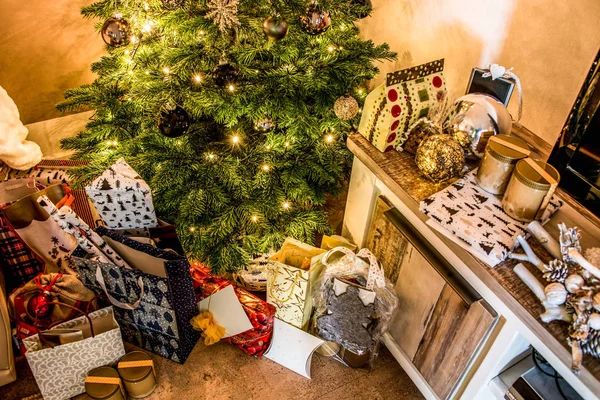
xmin=346 ymin=133 xmax=600 ymax=398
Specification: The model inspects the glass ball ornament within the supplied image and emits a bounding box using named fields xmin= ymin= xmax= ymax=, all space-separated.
xmin=263 ymin=15 xmax=289 ymax=40
xmin=158 ymin=106 xmax=191 ymax=138
xmin=299 ymin=2 xmax=331 ymax=35
xmin=415 ymin=134 xmax=465 ymax=183
xmin=253 ymin=117 xmax=276 ymax=133
xmin=27 ymin=292 xmax=52 ymax=318
xmin=213 ymin=62 xmax=238 ymax=88
xmin=101 ymin=17 xmax=130 ymax=47
xmin=334 ymin=95 xmax=359 ymax=120
xmin=449 ymin=100 xmax=498 ymax=158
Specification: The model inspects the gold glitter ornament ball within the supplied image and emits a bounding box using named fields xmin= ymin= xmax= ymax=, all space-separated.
xmin=415 ymin=134 xmax=465 ymax=182
xmin=333 ymin=95 xmax=359 ymax=120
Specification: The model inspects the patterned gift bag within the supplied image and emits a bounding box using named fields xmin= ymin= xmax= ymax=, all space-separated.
xmin=384 ymin=59 xmax=447 ymax=151
xmin=76 ymin=227 xmax=200 ymax=363
xmin=85 ymin=159 xmax=158 ymax=230
xmin=23 ymin=306 xmax=125 ymax=400
xmin=266 ymin=238 xmax=326 ymax=330
xmin=357 ymin=83 xmax=394 ymax=152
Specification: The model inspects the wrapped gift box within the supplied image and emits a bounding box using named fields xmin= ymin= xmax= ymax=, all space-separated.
xmin=190 ymin=263 xmax=276 ymax=357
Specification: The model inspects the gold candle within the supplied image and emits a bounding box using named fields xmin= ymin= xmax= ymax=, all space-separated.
xmin=502 ymin=159 xmax=560 ymax=222
xmin=85 ymin=367 xmax=125 ymax=400
xmin=118 ymin=351 xmax=157 ymax=398
xmin=476 ymin=134 xmax=529 ymax=195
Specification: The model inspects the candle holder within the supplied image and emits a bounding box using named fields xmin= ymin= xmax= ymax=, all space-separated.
xmin=117 ymin=351 xmax=157 ymax=398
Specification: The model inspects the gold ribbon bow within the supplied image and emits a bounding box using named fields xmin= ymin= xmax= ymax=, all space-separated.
xmin=191 ymin=311 xmax=226 ymax=346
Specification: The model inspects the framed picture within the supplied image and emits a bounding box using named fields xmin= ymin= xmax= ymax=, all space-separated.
xmin=466 ymin=68 xmax=515 ymax=106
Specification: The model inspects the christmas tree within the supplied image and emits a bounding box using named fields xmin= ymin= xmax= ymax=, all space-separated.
xmin=58 ymin=0 xmax=395 ymax=273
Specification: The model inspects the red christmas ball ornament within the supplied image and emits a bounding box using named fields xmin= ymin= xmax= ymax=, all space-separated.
xmin=28 ymin=292 xmax=52 ymax=318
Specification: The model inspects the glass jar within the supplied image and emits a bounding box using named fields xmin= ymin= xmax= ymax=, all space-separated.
xmin=85 ymin=366 xmax=125 ymax=400
xmin=476 ymin=134 xmax=529 ymax=195
xmin=118 ymin=351 xmax=157 ymax=398
xmin=502 ymin=159 xmax=560 ymax=222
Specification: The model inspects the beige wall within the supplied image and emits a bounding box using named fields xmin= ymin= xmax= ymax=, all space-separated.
xmin=0 ymin=0 xmax=104 ymax=125
xmin=359 ymin=0 xmax=600 ymax=146
xmin=2 ymin=0 xmax=599 ymax=152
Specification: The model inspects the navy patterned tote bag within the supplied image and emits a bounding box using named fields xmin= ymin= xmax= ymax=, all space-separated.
xmin=76 ymin=227 xmax=200 ymax=363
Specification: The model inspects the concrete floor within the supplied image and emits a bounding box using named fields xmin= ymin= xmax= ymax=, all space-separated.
xmin=1 ymin=341 xmax=423 ymax=400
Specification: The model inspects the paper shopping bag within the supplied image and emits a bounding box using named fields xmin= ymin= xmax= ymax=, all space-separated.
xmin=76 ymin=227 xmax=200 ymax=363
xmin=266 ymin=238 xmax=326 ymax=330
xmin=23 ymin=306 xmax=125 ymax=400
xmin=85 ymin=158 xmax=157 ymax=230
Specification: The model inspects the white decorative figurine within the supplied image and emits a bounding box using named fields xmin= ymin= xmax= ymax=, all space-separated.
xmin=0 ymin=86 xmax=42 ymax=170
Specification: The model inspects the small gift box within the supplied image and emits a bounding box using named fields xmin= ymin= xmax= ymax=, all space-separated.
xmin=85 ymin=158 xmax=157 ymax=230
xmin=190 ymin=263 xmax=276 ymax=357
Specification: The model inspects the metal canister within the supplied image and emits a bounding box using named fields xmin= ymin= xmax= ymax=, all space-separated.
xmin=118 ymin=351 xmax=157 ymax=398
xmin=85 ymin=367 xmax=125 ymax=400
xmin=476 ymin=134 xmax=529 ymax=195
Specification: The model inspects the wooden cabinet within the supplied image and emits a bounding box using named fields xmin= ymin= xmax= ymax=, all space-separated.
xmin=366 ymin=197 xmax=498 ymax=399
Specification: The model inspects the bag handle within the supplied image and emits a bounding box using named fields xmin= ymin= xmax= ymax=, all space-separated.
xmin=95 ymin=266 xmax=144 ymax=310
xmin=34 ymin=301 xmax=95 ymax=348
xmin=321 ymin=246 xmax=386 ymax=290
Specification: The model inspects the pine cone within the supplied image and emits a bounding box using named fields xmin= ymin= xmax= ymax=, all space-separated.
xmin=582 ymin=330 xmax=600 ymax=358
xmin=543 ymin=259 xmax=569 ymax=283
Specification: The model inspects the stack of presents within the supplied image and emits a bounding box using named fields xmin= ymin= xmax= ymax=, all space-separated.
xmin=0 ymin=157 xmax=398 ymax=399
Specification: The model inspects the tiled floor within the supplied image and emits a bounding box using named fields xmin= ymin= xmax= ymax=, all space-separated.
xmin=1 ymin=341 xmax=423 ymax=400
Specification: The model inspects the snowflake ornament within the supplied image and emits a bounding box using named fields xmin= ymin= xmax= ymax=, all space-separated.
xmin=206 ymin=0 xmax=240 ymax=33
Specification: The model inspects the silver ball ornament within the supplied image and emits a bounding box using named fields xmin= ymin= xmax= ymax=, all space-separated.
xmin=253 ymin=117 xmax=276 ymax=133
xmin=333 ymin=95 xmax=359 ymax=120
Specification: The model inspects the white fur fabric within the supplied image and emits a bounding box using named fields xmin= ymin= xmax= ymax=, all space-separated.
xmin=0 ymin=86 xmax=43 ymax=170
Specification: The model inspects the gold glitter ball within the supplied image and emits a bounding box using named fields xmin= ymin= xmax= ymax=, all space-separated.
xmin=415 ymin=134 xmax=465 ymax=182
xmin=333 ymin=95 xmax=359 ymax=120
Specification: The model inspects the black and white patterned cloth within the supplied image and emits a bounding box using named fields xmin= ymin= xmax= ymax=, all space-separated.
xmin=420 ymin=170 xmax=563 ymax=267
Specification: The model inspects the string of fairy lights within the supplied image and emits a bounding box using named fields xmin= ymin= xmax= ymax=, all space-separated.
xmin=102 ymin=2 xmax=367 ymax=230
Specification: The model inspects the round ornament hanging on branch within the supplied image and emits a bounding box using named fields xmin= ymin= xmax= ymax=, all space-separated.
xmin=213 ymin=61 xmax=238 ymax=88
xmin=158 ymin=106 xmax=191 ymax=138
xmin=299 ymin=2 xmax=331 ymax=35
xmin=333 ymin=94 xmax=359 ymax=120
xmin=263 ymin=15 xmax=289 ymax=41
xmin=101 ymin=16 xmax=130 ymax=47
xmin=415 ymin=134 xmax=465 ymax=183
xmin=253 ymin=117 xmax=276 ymax=133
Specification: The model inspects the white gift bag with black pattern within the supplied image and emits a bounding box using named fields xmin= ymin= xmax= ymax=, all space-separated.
xmin=23 ymin=307 xmax=125 ymax=400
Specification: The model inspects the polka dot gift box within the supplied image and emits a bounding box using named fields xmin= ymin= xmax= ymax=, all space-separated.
xmin=358 ymin=59 xmax=447 ymax=152
xmin=385 ymin=59 xmax=446 ymax=151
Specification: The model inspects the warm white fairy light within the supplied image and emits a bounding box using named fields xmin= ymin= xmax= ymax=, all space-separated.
xmin=145 ymin=70 xmax=150 ymax=75
xmin=325 ymin=134 xmax=334 ymax=143
xmin=357 ymin=88 xmax=364 ymax=95
xmin=162 ymin=67 xmax=170 ymax=74
xmin=130 ymin=35 xmax=138 ymax=43
xmin=339 ymin=46 xmax=344 ymax=50
xmin=261 ymin=164 xmax=270 ymax=172
xmin=199 ymin=30 xmax=205 ymax=36
xmin=124 ymin=50 xmax=130 ymax=56
xmin=284 ymin=141 xmax=290 ymax=148
xmin=232 ymin=135 xmax=240 ymax=144
xmin=126 ymin=58 xmax=134 ymax=65
xmin=106 ymin=139 xmax=119 ymax=146
xmin=189 ymin=226 xmax=196 ymax=233
xmin=142 ymin=23 xmax=152 ymax=33
xmin=206 ymin=152 xmax=216 ymax=160
xmin=265 ymin=144 xmax=272 ymax=150
xmin=327 ymin=45 xmax=335 ymax=52
xmin=193 ymin=74 xmax=202 ymax=83
xmin=228 ymin=84 xmax=235 ymax=92
xmin=251 ymin=215 xmax=258 ymax=223
xmin=282 ymin=201 xmax=291 ymax=210
xmin=143 ymin=2 xmax=149 ymax=11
